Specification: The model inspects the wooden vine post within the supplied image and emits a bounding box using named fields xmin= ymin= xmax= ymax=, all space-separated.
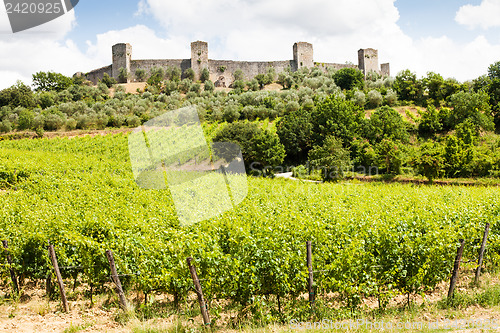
xmin=306 ymin=241 xmax=315 ymax=309
xmin=474 ymin=223 xmax=490 ymax=286
xmin=448 ymin=239 xmax=465 ymax=301
xmin=105 ymin=250 xmax=128 ymax=311
xmin=48 ymin=244 xmax=69 ymax=312
xmin=2 ymin=240 xmax=19 ymax=294
xmin=187 ymin=257 xmax=211 ymax=326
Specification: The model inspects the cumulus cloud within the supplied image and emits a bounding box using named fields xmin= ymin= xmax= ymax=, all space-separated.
xmin=456 ymin=0 xmax=500 ymax=30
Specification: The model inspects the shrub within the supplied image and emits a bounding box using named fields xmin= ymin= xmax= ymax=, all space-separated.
xmin=135 ymin=69 xmax=147 ymax=82
xmin=352 ymin=90 xmax=366 ymax=108
xmin=367 ymin=90 xmax=383 ymax=108
xmin=376 ymin=139 xmax=404 ymax=174
xmin=204 ymin=80 xmax=214 ymax=93
xmin=184 ymin=68 xmax=195 ymax=81
xmin=367 ymin=106 xmax=409 ymax=143
xmin=308 ymin=135 xmax=352 ymax=180
xmin=415 ymin=141 xmax=444 ymax=182
xmin=385 ymin=88 xmax=398 ymax=106
xmin=126 ymin=115 xmax=141 ymax=127
xmin=18 ymin=109 xmax=34 ymax=130
xmin=100 ymin=73 xmax=116 ymax=88
xmin=65 ymin=118 xmax=77 ymax=130
xmin=43 ymin=113 xmax=66 ymax=131
xmin=200 ymin=68 xmax=210 ymax=83
xmin=0 ymin=120 xmax=12 ymax=133
xmin=333 ymin=68 xmax=364 ymax=91
xmin=234 ymin=69 xmax=245 ymax=81
xmin=212 ymin=122 xmax=285 ymax=170
xmin=118 ymin=67 xmax=129 ymax=83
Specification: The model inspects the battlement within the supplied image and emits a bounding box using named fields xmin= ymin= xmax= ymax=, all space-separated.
xmin=83 ymin=41 xmax=390 ymax=86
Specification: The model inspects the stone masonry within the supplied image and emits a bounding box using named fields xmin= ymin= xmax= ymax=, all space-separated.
xmin=83 ymin=41 xmax=390 ymax=86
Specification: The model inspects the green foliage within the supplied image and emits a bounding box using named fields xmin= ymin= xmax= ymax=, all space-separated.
xmin=203 ymin=80 xmax=214 ymax=93
xmin=310 ymin=96 xmax=364 ymax=146
xmin=118 ymin=67 xmax=129 ymax=83
xmin=1 ymin=135 xmax=500 ymax=313
xmin=213 ymin=121 xmax=285 ymax=168
xmin=32 ymin=71 xmax=73 ymax=92
xmin=100 ymin=73 xmax=117 ymax=88
xmin=308 ymin=135 xmax=352 ymax=180
xmin=183 ymin=68 xmax=195 ymax=81
xmin=394 ymin=69 xmax=424 ymax=103
xmin=276 ymin=108 xmax=312 ymax=163
xmin=418 ymin=105 xmax=443 ymax=137
xmin=376 ymin=139 xmax=404 ymax=174
xmin=367 ymin=106 xmax=409 ymax=143
xmin=18 ymin=109 xmax=34 ymax=130
xmin=367 ymin=90 xmax=383 ymax=108
xmin=352 ymin=90 xmax=366 ymax=108
xmin=233 ymin=69 xmax=244 ymax=81
xmin=165 ymin=67 xmax=181 ymax=82
xmin=135 ymin=69 xmax=147 ymax=82
xmin=415 ymin=141 xmax=444 ymax=182
xmin=200 ymin=68 xmax=210 ymax=83
xmin=448 ymin=91 xmax=493 ymax=131
xmin=147 ymin=68 xmax=164 ymax=88
xmin=0 ymin=81 xmax=36 ymax=109
xmin=332 ymin=68 xmax=364 ymax=91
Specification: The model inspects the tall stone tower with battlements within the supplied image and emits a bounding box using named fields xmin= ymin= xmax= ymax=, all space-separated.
xmin=358 ymin=48 xmax=390 ymax=77
xmin=293 ymin=42 xmax=314 ymax=71
xmin=112 ymin=43 xmax=132 ymax=83
xmin=191 ymin=41 xmax=209 ymax=81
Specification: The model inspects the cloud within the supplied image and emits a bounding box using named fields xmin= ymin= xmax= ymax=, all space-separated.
xmin=456 ymin=0 xmax=500 ymax=29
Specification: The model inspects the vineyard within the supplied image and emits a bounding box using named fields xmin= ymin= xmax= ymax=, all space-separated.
xmin=1 ymin=133 xmax=500 ymax=327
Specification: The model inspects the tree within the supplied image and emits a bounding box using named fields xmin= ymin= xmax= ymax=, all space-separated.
xmin=367 ymin=90 xmax=383 ymax=108
xmin=32 ymin=71 xmax=73 ymax=92
xmin=135 ymin=69 xmax=147 ymax=82
xmin=118 ymin=67 xmax=129 ymax=83
xmin=367 ymin=106 xmax=409 ymax=143
xmin=448 ymin=91 xmax=493 ymax=131
xmin=213 ymin=122 xmax=285 ymax=170
xmin=418 ymin=105 xmax=443 ymax=137
xmin=393 ymin=69 xmax=423 ymax=103
xmin=333 ymin=68 xmax=364 ymax=91
xmin=0 ymin=81 xmax=36 ymax=108
xmin=184 ymin=68 xmax=195 ymax=81
xmin=415 ymin=141 xmax=444 ymax=183
xmin=234 ymin=69 xmax=245 ymax=81
xmin=310 ymin=96 xmax=365 ymax=147
xmin=200 ymin=68 xmax=210 ymax=83
xmin=204 ymin=80 xmax=214 ymax=92
xmin=308 ymin=135 xmax=352 ymax=180
xmin=375 ymin=139 xmax=404 ymax=174
xmin=18 ymin=109 xmax=34 ymax=130
xmin=276 ymin=108 xmax=312 ymax=163
xmin=100 ymin=73 xmax=117 ymax=88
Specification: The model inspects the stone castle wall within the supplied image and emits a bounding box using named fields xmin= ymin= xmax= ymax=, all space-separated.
xmin=83 ymin=41 xmax=390 ymax=86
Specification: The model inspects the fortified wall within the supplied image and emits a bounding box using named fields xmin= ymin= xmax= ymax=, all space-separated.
xmin=83 ymin=41 xmax=390 ymax=87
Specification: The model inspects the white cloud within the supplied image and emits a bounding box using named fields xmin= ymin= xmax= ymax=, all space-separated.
xmin=456 ymin=0 xmax=500 ymax=30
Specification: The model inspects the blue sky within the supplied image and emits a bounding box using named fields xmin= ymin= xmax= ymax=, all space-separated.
xmin=1 ymin=0 xmax=500 ymax=89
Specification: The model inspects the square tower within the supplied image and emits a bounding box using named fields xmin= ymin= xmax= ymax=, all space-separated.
xmin=293 ymin=42 xmax=313 ymax=71
xmin=358 ymin=48 xmax=379 ymax=76
xmin=112 ymin=43 xmax=132 ymax=83
xmin=191 ymin=41 xmax=209 ymax=81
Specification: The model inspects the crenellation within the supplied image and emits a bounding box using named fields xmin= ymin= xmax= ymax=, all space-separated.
xmin=83 ymin=41 xmax=390 ymax=86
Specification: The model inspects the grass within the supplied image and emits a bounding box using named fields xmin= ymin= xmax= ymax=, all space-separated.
xmin=63 ymin=322 xmax=93 ymax=333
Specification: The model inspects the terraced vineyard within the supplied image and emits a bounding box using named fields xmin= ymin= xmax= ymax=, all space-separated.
xmin=1 ymin=133 xmax=500 ymax=314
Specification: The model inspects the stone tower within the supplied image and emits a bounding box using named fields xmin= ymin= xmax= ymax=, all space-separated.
xmin=358 ymin=48 xmax=379 ymax=76
xmin=381 ymin=63 xmax=390 ymax=77
xmin=191 ymin=41 xmax=209 ymax=81
xmin=293 ymin=42 xmax=313 ymax=71
xmin=112 ymin=43 xmax=132 ymax=83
